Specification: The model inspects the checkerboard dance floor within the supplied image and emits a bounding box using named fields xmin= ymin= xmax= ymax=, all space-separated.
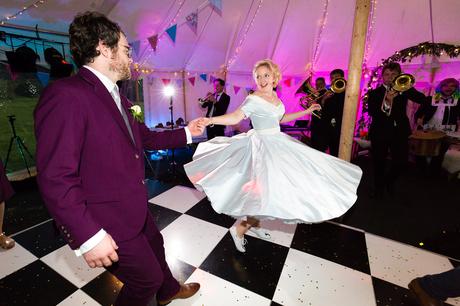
xmin=1 ymin=185 xmax=459 ymax=306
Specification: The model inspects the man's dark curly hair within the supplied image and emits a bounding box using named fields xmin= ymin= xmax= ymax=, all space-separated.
xmin=69 ymin=11 xmax=122 ymax=67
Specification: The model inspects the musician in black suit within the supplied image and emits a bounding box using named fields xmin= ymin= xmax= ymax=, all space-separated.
xmin=322 ymin=69 xmax=346 ymax=157
xmin=200 ymin=78 xmax=230 ymax=139
xmin=414 ymin=78 xmax=460 ymax=173
xmin=310 ymin=77 xmax=328 ymax=152
xmin=367 ymin=62 xmax=426 ymax=197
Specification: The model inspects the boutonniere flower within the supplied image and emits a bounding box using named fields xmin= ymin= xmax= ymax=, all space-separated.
xmin=129 ymin=105 xmax=144 ymax=123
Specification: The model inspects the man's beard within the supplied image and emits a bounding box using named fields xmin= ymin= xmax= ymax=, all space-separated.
xmin=110 ymin=61 xmax=131 ymax=81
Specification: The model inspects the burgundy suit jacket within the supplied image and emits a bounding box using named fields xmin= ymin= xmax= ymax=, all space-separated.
xmin=34 ymin=67 xmax=186 ymax=249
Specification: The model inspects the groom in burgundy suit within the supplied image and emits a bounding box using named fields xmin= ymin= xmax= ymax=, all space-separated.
xmin=35 ymin=12 xmax=201 ymax=306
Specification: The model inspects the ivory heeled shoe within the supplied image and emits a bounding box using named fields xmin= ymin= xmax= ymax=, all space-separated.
xmin=249 ymin=227 xmax=271 ymax=240
xmin=230 ymin=227 xmax=247 ymax=253
xmin=0 ymin=232 xmax=15 ymax=249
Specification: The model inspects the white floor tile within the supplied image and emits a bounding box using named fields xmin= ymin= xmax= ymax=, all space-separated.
xmin=148 ymin=185 xmax=206 ymax=213
xmin=273 ymin=248 xmax=376 ymax=306
xmin=41 ymin=245 xmax=105 ymax=288
xmin=56 ymin=289 xmax=101 ymax=306
xmin=366 ymin=233 xmax=454 ymax=288
xmin=161 ymin=214 xmax=228 ymax=267
xmin=0 ymin=242 xmax=37 ymax=279
xmin=241 ymin=219 xmax=297 ymax=248
xmin=171 ymin=268 xmax=272 ymax=306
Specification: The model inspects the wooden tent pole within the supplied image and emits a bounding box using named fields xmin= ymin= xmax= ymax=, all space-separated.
xmin=339 ymin=0 xmax=371 ymax=161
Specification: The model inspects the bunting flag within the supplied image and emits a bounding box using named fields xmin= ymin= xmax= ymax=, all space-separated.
xmin=294 ymin=76 xmax=303 ymax=85
xmin=283 ymin=78 xmax=292 ymax=87
xmin=233 ymin=85 xmax=241 ymax=95
xmin=188 ymin=77 xmax=196 ymax=86
xmin=209 ymin=75 xmax=216 ymax=84
xmin=36 ymin=71 xmax=49 ymax=87
xmin=209 ymin=0 xmax=222 ymax=14
xmin=245 ymin=87 xmax=253 ymax=94
xmin=186 ymin=11 xmax=198 ymax=34
xmin=129 ymin=40 xmax=141 ymax=58
xmin=162 ymin=79 xmax=171 ymax=86
xmin=166 ymin=24 xmax=177 ymax=43
xmin=199 ymin=73 xmax=207 ymax=82
xmin=148 ymin=34 xmax=158 ymax=51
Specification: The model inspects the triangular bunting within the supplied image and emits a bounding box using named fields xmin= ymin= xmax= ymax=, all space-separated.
xmin=233 ymin=85 xmax=241 ymax=95
xmin=294 ymin=76 xmax=303 ymax=85
xmin=129 ymin=40 xmax=141 ymax=58
xmin=148 ymin=35 xmax=158 ymax=51
xmin=166 ymin=24 xmax=177 ymax=43
xmin=209 ymin=75 xmax=216 ymax=84
xmin=162 ymin=79 xmax=171 ymax=86
xmin=188 ymin=77 xmax=196 ymax=86
xmin=209 ymin=0 xmax=222 ymax=14
xmin=199 ymin=73 xmax=207 ymax=82
xmin=186 ymin=11 xmax=198 ymax=34
xmin=245 ymin=87 xmax=253 ymax=94
xmin=283 ymin=78 xmax=292 ymax=87
xmin=36 ymin=71 xmax=50 ymax=87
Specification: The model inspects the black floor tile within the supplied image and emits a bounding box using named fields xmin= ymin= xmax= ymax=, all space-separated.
xmin=148 ymin=204 xmax=182 ymax=231
xmin=270 ymin=301 xmax=284 ymax=306
xmin=4 ymin=177 xmax=50 ymax=235
xmin=0 ymin=260 xmax=77 ymax=306
xmin=81 ymin=271 xmax=122 ymax=306
xmin=291 ymin=222 xmax=370 ymax=274
xmin=12 ymin=220 xmax=66 ymax=258
xmin=185 ymin=197 xmax=236 ymax=228
xmin=166 ymin=257 xmax=197 ymax=284
xmin=199 ymin=232 xmax=289 ymax=300
xmin=370 ymin=276 xmax=447 ymax=306
xmin=145 ymin=179 xmax=175 ymax=199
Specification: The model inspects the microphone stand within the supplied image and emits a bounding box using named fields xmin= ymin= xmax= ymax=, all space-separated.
xmin=168 ymin=96 xmax=177 ymax=180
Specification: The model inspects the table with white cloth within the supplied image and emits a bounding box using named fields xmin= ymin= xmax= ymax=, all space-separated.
xmin=442 ymin=132 xmax=460 ymax=178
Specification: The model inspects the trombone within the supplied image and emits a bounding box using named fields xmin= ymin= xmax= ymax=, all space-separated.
xmin=299 ymin=77 xmax=347 ymax=119
xmin=381 ymin=73 xmax=415 ymax=116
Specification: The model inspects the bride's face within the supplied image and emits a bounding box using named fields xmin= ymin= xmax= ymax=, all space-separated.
xmin=255 ymin=66 xmax=275 ymax=93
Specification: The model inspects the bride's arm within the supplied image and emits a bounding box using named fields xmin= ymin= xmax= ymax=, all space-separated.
xmin=280 ymin=104 xmax=321 ymax=123
xmin=280 ymin=110 xmax=310 ymax=123
xmin=205 ymin=109 xmax=246 ymax=126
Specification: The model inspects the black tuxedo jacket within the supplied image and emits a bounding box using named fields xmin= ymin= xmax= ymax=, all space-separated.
xmin=368 ymin=86 xmax=425 ymax=139
xmin=201 ymin=92 xmax=230 ymax=119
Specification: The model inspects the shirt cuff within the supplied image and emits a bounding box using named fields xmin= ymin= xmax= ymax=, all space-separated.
xmin=184 ymin=127 xmax=192 ymax=144
xmin=74 ymin=229 xmax=107 ymax=257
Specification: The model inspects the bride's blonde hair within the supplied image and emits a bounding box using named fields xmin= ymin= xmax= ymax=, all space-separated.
xmin=253 ymin=59 xmax=282 ymax=87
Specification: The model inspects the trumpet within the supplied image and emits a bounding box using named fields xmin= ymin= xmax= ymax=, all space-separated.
xmin=198 ymin=92 xmax=216 ymax=105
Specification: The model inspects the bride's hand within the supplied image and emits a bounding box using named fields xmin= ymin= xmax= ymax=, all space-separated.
xmin=306 ymin=103 xmax=321 ymax=114
xmin=199 ymin=117 xmax=212 ymax=126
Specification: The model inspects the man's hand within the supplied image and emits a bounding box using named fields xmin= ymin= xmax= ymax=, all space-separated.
xmin=187 ymin=118 xmax=206 ymax=136
xmin=385 ymin=90 xmax=398 ymax=106
xmin=83 ymin=234 xmax=119 ymax=268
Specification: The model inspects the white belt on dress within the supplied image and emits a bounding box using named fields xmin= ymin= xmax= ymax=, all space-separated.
xmin=252 ymin=126 xmax=281 ymax=135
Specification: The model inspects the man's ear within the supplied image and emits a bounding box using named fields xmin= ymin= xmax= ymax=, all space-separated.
xmin=97 ymin=41 xmax=111 ymax=58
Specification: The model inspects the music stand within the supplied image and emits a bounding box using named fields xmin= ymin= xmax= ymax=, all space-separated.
xmin=4 ymin=115 xmax=34 ymax=176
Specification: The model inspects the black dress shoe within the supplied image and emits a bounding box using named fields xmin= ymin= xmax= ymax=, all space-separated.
xmin=408 ymin=278 xmax=443 ymax=306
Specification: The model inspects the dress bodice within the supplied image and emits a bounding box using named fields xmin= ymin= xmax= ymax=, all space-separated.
xmin=240 ymin=95 xmax=285 ymax=130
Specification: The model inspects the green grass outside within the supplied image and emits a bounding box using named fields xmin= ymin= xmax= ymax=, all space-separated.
xmin=0 ymin=94 xmax=38 ymax=173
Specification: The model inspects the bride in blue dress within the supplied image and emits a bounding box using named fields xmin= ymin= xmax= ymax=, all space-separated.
xmin=185 ymin=59 xmax=362 ymax=252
